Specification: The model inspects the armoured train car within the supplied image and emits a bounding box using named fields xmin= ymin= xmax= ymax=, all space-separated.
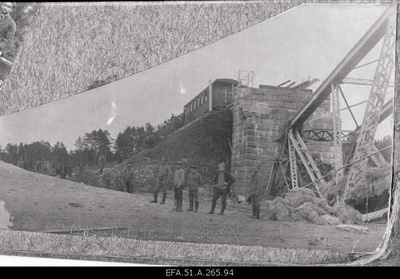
xmin=183 ymin=78 xmax=239 ymax=124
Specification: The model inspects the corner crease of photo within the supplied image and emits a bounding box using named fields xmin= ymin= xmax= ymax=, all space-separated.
xmin=0 ymin=2 xmax=397 ymax=266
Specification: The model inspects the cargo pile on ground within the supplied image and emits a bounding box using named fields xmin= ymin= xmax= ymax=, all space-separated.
xmin=260 ymin=188 xmax=363 ymax=225
xmin=318 ymin=164 xmax=391 ymax=212
xmin=348 ymin=164 xmax=392 ymax=202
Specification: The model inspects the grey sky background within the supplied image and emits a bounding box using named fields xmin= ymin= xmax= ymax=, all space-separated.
xmin=0 ymin=3 xmax=394 ymax=150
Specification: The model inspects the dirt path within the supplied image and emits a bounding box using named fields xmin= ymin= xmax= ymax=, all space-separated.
xmin=0 ymin=161 xmax=386 ymax=254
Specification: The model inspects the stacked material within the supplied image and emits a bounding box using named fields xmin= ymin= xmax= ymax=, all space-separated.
xmin=348 ymin=164 xmax=392 ymax=202
xmin=319 ymin=164 xmax=391 ymax=206
xmin=260 ymin=188 xmax=363 ymax=225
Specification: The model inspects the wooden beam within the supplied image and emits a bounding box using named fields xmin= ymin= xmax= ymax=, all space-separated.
xmin=41 ymin=227 xmax=128 ymax=234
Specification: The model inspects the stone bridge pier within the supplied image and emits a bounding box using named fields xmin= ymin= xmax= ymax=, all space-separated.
xmin=230 ymin=84 xmax=335 ymax=196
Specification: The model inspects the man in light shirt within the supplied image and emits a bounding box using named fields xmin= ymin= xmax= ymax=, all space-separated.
xmin=98 ymin=153 xmax=106 ymax=174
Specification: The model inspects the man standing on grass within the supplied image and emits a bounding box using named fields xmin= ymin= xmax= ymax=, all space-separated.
xmin=67 ymin=160 xmax=73 ymax=178
xmin=98 ymin=153 xmax=106 ymax=174
xmin=150 ymin=157 xmax=172 ymax=204
xmin=173 ymin=161 xmax=185 ymax=212
xmin=186 ymin=165 xmax=203 ymax=212
xmin=124 ymin=164 xmax=134 ymax=193
xmin=48 ymin=162 xmax=57 ymax=177
xmin=42 ymin=160 xmax=49 ymax=174
xmin=60 ymin=163 xmax=68 ymax=179
xmin=35 ymin=161 xmax=41 ymax=173
xmin=248 ymin=164 xmax=264 ymax=219
xmin=207 ymin=162 xmax=235 ymax=215
xmin=0 ymin=2 xmax=16 ymax=89
xmin=16 ymin=157 xmax=24 ymax=169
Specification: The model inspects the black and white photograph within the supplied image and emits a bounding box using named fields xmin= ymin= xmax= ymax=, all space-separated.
xmin=0 ymin=1 xmax=399 ymax=267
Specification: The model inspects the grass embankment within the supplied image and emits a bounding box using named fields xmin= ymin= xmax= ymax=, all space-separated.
xmin=99 ymin=109 xmax=233 ymax=191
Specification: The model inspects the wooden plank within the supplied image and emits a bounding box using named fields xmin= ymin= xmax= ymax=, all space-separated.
xmin=41 ymin=227 xmax=128 ymax=234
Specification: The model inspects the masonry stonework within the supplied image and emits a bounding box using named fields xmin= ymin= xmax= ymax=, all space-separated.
xmin=230 ymin=85 xmax=335 ymax=196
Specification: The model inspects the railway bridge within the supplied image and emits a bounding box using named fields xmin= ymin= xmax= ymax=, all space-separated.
xmin=230 ymin=5 xmax=395 ymax=200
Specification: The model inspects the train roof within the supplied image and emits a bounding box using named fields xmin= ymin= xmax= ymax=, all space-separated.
xmin=214 ymin=78 xmax=239 ymax=84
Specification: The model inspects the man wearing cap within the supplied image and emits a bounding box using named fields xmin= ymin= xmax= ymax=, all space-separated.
xmin=59 ymin=163 xmax=68 ymax=179
xmin=124 ymin=164 xmax=134 ymax=193
xmin=186 ymin=165 xmax=204 ymax=212
xmin=173 ymin=161 xmax=185 ymax=212
xmin=150 ymin=157 xmax=172 ymax=204
xmin=98 ymin=153 xmax=106 ymax=174
xmin=17 ymin=157 xmax=24 ymax=169
xmin=208 ymin=162 xmax=235 ymax=215
xmin=248 ymin=164 xmax=264 ymax=219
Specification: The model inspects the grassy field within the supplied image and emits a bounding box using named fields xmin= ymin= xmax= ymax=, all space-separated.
xmin=0 ymin=160 xmax=388 ymax=265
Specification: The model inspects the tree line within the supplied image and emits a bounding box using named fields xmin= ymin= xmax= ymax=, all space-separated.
xmin=0 ymin=126 xmax=393 ymax=174
xmin=0 ymin=115 xmax=185 ymax=172
xmin=0 ymin=141 xmax=68 ymax=171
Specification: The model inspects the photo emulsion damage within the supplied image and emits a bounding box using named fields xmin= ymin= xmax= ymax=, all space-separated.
xmin=0 ymin=2 xmax=397 ymax=266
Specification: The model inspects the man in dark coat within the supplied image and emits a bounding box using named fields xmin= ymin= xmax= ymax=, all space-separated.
xmin=60 ymin=163 xmax=68 ymax=179
xmin=0 ymin=2 xmax=16 ymax=87
xmin=207 ymin=162 xmax=235 ymax=215
xmin=172 ymin=161 xmax=185 ymax=212
xmin=35 ymin=161 xmax=42 ymax=173
xmin=150 ymin=157 xmax=172 ymax=204
xmin=16 ymin=157 xmax=24 ymax=169
xmin=248 ymin=164 xmax=264 ymax=219
xmin=124 ymin=164 xmax=134 ymax=193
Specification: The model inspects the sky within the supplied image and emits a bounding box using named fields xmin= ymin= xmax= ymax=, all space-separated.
xmin=0 ymin=3 xmax=395 ymax=151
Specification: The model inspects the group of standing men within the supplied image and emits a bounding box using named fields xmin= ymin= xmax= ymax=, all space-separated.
xmin=150 ymin=157 xmax=204 ymax=212
xmin=149 ymin=158 xmax=264 ymax=218
xmin=16 ymin=157 xmax=72 ymax=179
xmin=149 ymin=158 xmax=236 ymax=215
xmin=121 ymin=157 xmax=264 ymax=219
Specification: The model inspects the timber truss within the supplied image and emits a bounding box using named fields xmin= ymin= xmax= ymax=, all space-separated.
xmin=267 ymin=6 xmax=396 ymax=201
